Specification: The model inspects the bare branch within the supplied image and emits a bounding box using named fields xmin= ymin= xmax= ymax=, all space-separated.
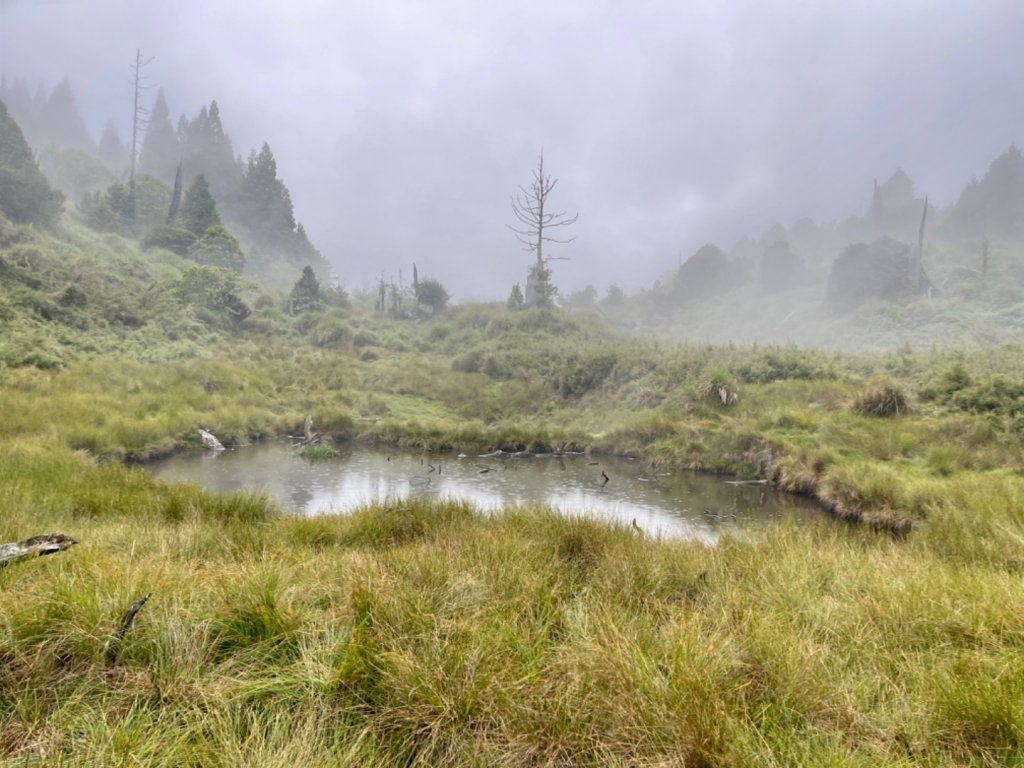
xmin=507 ymin=151 xmax=578 ymax=307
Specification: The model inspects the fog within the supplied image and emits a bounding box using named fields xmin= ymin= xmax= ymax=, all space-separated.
xmin=2 ymin=0 xmax=1022 ymax=299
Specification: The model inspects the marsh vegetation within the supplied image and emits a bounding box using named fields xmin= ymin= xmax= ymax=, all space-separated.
xmin=3 ymin=58 xmax=1024 ymax=766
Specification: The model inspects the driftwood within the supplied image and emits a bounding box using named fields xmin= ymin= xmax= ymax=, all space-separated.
xmin=104 ymin=592 xmax=152 ymax=664
xmin=0 ymin=534 xmax=77 ymax=567
xmin=290 ymin=415 xmax=324 ymax=447
xmin=198 ymin=426 xmax=225 ymax=452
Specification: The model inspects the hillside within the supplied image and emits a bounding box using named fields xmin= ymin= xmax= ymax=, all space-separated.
xmin=595 ymin=161 xmax=1024 ymax=350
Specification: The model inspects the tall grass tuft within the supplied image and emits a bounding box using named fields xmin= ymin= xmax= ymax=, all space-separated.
xmin=852 ymin=378 xmax=910 ymax=417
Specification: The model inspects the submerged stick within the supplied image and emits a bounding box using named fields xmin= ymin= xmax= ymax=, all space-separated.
xmin=0 ymin=534 xmax=77 ymax=568
xmin=104 ymin=592 xmax=153 ymax=664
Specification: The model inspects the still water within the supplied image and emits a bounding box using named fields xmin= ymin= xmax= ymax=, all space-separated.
xmin=149 ymin=443 xmax=824 ymax=542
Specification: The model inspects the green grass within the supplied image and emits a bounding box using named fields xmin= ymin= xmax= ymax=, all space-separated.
xmin=2 ymin=444 xmax=1023 ymax=765
xmin=6 ymin=210 xmax=1024 ymax=761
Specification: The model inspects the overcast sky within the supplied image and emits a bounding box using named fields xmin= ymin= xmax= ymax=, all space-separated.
xmin=2 ymin=0 xmax=1022 ymax=298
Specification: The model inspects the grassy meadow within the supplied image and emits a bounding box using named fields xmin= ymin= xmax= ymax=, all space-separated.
xmin=1 ymin=324 xmax=1024 ymax=765
xmin=2 ymin=213 xmax=1024 ymax=764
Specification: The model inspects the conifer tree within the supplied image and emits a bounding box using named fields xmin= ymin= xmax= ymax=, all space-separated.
xmin=236 ymin=142 xmax=322 ymax=267
xmin=0 ymin=100 xmax=64 ymax=225
xmin=180 ymin=174 xmax=221 ymax=235
xmin=289 ymin=265 xmax=322 ymax=314
xmin=0 ymin=78 xmax=33 ymax=129
xmin=238 ymin=142 xmax=295 ymax=238
xmin=167 ymin=162 xmax=183 ymax=223
xmin=35 ymin=79 xmax=93 ymax=152
xmin=98 ymin=120 xmax=130 ymax=172
xmin=507 ymin=283 xmax=525 ymax=309
xmin=180 ymin=100 xmax=240 ymax=199
xmin=138 ymin=89 xmax=179 ymax=184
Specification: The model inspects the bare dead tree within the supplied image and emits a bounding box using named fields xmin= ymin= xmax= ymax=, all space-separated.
xmin=915 ymin=196 xmax=928 ymax=293
xmin=129 ymin=49 xmax=155 ymax=196
xmin=508 ymin=153 xmax=578 ymax=307
xmin=509 ymin=151 xmax=578 ymax=265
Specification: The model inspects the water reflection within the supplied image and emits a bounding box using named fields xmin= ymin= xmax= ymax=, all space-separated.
xmin=149 ymin=443 xmax=824 ymax=541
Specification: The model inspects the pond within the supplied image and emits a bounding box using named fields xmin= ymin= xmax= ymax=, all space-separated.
xmin=148 ymin=443 xmax=825 ymax=542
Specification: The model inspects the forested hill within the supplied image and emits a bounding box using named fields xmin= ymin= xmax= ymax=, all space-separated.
xmin=0 ymin=78 xmax=328 ymax=285
xmin=0 ymin=95 xmax=350 ymax=367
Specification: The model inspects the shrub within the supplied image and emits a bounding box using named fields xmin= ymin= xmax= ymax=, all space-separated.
xmin=697 ymin=369 xmax=739 ymax=406
xmin=297 ymin=444 xmax=340 ymax=459
xmin=558 ymin=350 xmax=619 ymax=398
xmin=353 ymin=329 xmax=379 ymax=347
xmin=142 ymin=225 xmax=196 ymax=255
xmin=452 ymin=349 xmax=485 ymax=374
xmin=312 ymin=316 xmax=353 ymax=348
xmin=187 ymin=225 xmax=245 ymax=272
xmin=414 ymin=278 xmax=450 ymax=315
xmin=852 ymin=379 xmax=910 ymax=417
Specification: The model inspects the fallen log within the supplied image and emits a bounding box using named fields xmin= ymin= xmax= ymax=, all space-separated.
xmin=0 ymin=534 xmax=77 ymax=568
xmin=104 ymin=592 xmax=153 ymax=664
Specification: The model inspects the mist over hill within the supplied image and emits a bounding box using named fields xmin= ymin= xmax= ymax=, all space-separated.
xmin=3 ymin=0 xmax=1024 ymax=303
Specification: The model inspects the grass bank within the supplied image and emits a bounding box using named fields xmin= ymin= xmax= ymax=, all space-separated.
xmin=2 ymin=333 xmax=1024 ymax=764
xmin=3 ymin=437 xmax=1024 ymax=765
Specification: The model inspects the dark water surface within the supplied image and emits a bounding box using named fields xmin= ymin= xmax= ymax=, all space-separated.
xmin=149 ymin=443 xmax=825 ymax=542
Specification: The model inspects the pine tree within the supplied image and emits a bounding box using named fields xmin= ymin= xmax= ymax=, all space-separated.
xmin=98 ymin=120 xmax=130 ymax=172
xmin=0 ymin=100 xmax=64 ymax=225
xmin=289 ymin=265 xmax=322 ymax=314
xmin=236 ymin=142 xmax=322 ymax=267
xmin=0 ymin=78 xmax=33 ymax=129
xmin=524 ymin=259 xmax=557 ymax=308
xmin=167 ymin=162 xmax=183 ymax=223
xmin=507 ymin=283 xmax=525 ymax=309
xmin=180 ymin=174 xmax=221 ymax=235
xmin=180 ymin=100 xmax=240 ymax=199
xmin=238 ymin=142 xmax=295 ymax=238
xmin=138 ymin=89 xmax=179 ymax=184
xmin=36 ymin=79 xmax=93 ymax=152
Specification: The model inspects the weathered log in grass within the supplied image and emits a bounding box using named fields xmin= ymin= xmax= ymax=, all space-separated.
xmin=0 ymin=533 xmax=77 ymax=568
